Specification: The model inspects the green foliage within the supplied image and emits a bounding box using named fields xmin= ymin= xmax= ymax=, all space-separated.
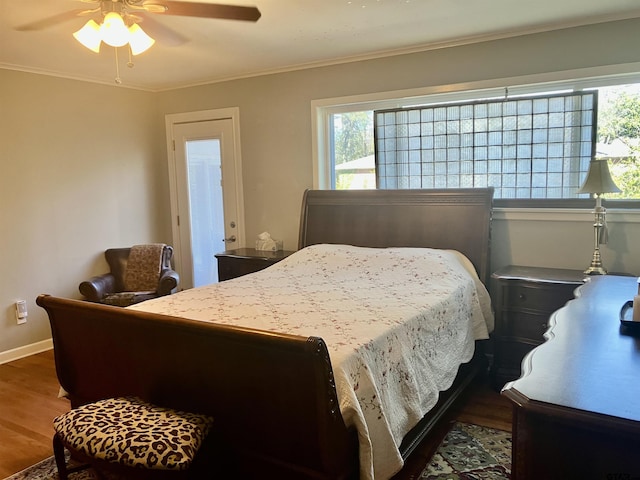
xmin=334 ymin=112 xmax=374 ymax=165
xmin=336 ymin=172 xmax=376 ymax=190
xmin=335 ymin=173 xmax=354 ymax=190
xmin=608 ymin=158 xmax=640 ymax=199
xmin=599 ymin=92 xmax=640 ymax=142
xmin=598 ymin=89 xmax=640 ymax=199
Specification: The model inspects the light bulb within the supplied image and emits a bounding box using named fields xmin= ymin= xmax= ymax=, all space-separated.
xmin=100 ymin=12 xmax=129 ymax=47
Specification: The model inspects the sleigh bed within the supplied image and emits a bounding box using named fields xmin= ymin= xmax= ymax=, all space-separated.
xmin=38 ymin=187 xmax=494 ymax=480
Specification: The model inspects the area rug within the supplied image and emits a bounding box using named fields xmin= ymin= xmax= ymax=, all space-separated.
xmin=4 ymin=453 xmax=99 ymax=480
xmin=420 ymin=422 xmax=511 ymax=479
xmin=6 ymin=422 xmax=510 ymax=480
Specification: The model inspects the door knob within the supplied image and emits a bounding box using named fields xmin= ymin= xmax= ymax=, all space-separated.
xmin=224 ymin=235 xmax=237 ymax=243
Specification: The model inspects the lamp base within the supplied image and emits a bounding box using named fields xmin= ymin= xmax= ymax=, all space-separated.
xmin=584 ymin=265 xmax=607 ymax=275
xmin=584 ymin=249 xmax=607 ymax=275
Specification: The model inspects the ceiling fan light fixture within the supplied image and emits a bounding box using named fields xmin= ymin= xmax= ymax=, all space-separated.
xmin=73 ymin=19 xmax=102 ymax=53
xmin=128 ymin=23 xmax=155 ymax=55
xmin=100 ymin=12 xmax=129 ymax=47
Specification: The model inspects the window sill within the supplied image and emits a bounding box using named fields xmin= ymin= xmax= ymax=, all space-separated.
xmin=494 ymin=207 xmax=640 ymax=223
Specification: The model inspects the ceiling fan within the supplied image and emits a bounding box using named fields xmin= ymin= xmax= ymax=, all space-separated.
xmin=15 ymin=0 xmax=260 ymax=83
xmin=16 ymin=1 xmax=261 ymax=50
xmin=17 ymin=1 xmax=261 ymax=31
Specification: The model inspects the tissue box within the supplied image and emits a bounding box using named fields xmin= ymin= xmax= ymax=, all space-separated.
xmin=255 ymin=239 xmax=283 ymax=251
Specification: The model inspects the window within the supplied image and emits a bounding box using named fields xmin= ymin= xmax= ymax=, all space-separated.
xmin=318 ymin=74 xmax=640 ymax=206
xmin=375 ymin=92 xmax=596 ymax=199
xmin=332 ymin=111 xmax=375 ymax=189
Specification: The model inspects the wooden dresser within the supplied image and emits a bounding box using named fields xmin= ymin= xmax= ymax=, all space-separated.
xmin=502 ymin=275 xmax=640 ymax=480
xmin=490 ymin=265 xmax=585 ymax=389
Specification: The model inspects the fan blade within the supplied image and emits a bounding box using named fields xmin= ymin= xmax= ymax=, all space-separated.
xmin=15 ymin=10 xmax=87 ymax=31
xmin=156 ymin=2 xmax=261 ymax=22
xmin=137 ymin=14 xmax=189 ymax=46
xmin=140 ymin=4 xmax=169 ymax=14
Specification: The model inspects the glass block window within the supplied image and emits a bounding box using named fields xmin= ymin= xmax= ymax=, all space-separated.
xmin=374 ymin=92 xmax=598 ymax=199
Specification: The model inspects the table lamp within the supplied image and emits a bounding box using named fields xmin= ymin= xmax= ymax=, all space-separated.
xmin=577 ymin=158 xmax=621 ymax=275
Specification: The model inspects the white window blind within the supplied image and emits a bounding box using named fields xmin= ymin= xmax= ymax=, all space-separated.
xmin=374 ymin=91 xmax=598 ymax=199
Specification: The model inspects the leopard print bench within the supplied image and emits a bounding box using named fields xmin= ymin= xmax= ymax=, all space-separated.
xmin=53 ymin=397 xmax=214 ymax=478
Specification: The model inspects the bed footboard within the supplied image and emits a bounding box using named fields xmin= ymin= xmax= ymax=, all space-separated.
xmin=37 ymin=295 xmax=359 ymax=480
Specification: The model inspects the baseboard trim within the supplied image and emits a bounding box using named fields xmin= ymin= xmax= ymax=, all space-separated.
xmin=0 ymin=339 xmax=53 ymax=365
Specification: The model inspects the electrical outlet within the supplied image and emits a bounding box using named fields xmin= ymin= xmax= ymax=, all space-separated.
xmin=15 ymin=300 xmax=27 ymax=325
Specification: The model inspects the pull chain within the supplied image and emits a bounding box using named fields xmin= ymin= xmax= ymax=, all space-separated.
xmin=114 ymin=47 xmax=122 ymax=84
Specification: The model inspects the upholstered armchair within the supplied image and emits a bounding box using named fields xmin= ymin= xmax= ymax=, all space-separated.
xmin=79 ymin=244 xmax=179 ymax=307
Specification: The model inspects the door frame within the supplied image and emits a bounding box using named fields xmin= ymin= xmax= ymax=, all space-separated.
xmin=165 ymin=108 xmax=245 ymax=287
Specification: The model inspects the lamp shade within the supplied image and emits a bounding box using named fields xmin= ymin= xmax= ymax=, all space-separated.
xmin=128 ymin=23 xmax=155 ymax=55
xmin=578 ymin=159 xmax=621 ymax=195
xmin=73 ymin=12 xmax=156 ymax=56
xmin=73 ymin=19 xmax=102 ymax=53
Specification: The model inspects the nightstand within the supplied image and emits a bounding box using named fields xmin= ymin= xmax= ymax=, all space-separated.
xmin=215 ymin=248 xmax=296 ymax=281
xmin=490 ymin=265 xmax=586 ymax=390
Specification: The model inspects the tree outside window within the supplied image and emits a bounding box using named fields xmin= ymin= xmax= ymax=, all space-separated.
xmin=597 ymin=85 xmax=640 ymax=199
xmin=333 ymin=112 xmax=375 ymax=189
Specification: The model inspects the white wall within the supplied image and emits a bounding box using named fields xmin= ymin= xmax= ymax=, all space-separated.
xmin=0 ymin=70 xmax=170 ymax=359
xmin=490 ymin=209 xmax=640 ymax=275
xmin=2 ymin=17 xmax=640 ymax=359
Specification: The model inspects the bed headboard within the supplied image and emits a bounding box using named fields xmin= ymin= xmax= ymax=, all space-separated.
xmin=298 ymin=188 xmax=493 ymax=284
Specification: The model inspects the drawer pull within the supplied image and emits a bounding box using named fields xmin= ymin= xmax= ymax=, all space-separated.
xmin=519 ymin=293 xmax=526 ymax=301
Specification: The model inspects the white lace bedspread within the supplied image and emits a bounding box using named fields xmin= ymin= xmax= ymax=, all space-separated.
xmin=130 ymin=244 xmax=493 ymax=479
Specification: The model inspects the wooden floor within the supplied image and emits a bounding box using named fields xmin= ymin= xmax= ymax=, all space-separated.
xmin=0 ymin=350 xmax=69 ymax=479
xmin=0 ymin=350 xmax=512 ymax=479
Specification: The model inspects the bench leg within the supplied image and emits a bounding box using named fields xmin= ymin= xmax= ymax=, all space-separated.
xmin=52 ymin=433 xmax=69 ymax=480
xmin=53 ymin=433 xmax=94 ymax=479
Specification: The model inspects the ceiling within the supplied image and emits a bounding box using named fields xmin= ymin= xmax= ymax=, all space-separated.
xmin=2 ymin=0 xmax=640 ymax=92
